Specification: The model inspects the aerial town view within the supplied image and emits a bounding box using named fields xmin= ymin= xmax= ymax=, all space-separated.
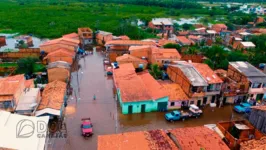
xmin=1 ymin=0 xmax=266 ymax=150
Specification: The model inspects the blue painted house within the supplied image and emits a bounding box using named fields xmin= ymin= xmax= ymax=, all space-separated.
xmin=113 ymin=63 xmax=169 ymax=114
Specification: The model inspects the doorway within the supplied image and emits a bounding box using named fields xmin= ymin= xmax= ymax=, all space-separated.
xmin=203 ymin=97 xmax=208 ymax=104
xmin=223 ymin=97 xmax=227 ymax=105
xmin=256 ymin=94 xmax=264 ymax=101
xmin=211 ymin=96 xmax=216 ymax=103
xmin=141 ymin=104 xmax=146 ymax=113
xmin=197 ymin=100 xmax=201 ymax=107
xmin=128 ymin=105 xmax=133 ymax=114
xmin=157 ymin=102 xmax=168 ymax=111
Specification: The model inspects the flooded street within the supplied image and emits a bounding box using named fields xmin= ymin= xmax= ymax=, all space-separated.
xmin=51 ymin=52 xmax=242 ymax=150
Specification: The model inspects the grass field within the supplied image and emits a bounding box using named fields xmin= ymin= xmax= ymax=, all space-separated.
xmin=0 ymin=62 xmax=45 ymax=72
xmin=0 ymin=0 xmax=230 ymax=39
xmin=0 ymin=0 xmax=170 ymax=38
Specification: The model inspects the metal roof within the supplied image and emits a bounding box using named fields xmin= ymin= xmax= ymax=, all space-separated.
xmin=170 ymin=62 xmax=208 ymax=87
xmin=230 ymin=61 xmax=266 ymax=83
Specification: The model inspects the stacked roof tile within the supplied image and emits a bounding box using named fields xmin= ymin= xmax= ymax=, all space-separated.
xmin=159 ymin=81 xmax=189 ymax=101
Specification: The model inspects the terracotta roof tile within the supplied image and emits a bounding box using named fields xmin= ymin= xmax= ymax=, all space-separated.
xmin=98 ymin=129 xmax=178 ymax=150
xmin=152 ymin=47 xmax=181 ymax=60
xmin=251 ymin=105 xmax=266 ymax=111
xmin=170 ymin=126 xmax=229 ymax=150
xmin=37 ymin=80 xmax=66 ymax=110
xmin=116 ymin=54 xmax=147 ymax=63
xmin=0 ymin=74 xmax=25 ymax=96
xmin=62 ymin=33 xmax=79 ymax=39
xmin=212 ymin=24 xmax=227 ymax=32
xmin=192 ymin=63 xmax=223 ymax=84
xmin=25 ymin=79 xmax=34 ymax=88
xmin=138 ymin=71 xmax=168 ymax=100
xmin=188 ymin=35 xmax=202 ymax=41
xmin=176 ymin=36 xmax=193 ymax=45
xmin=113 ymin=63 xmax=152 ymax=102
xmin=118 ymin=35 xmax=130 ymax=40
xmin=40 ymin=38 xmax=79 ymax=47
xmin=159 ymin=81 xmax=189 ymax=101
xmin=44 ymin=48 xmax=75 ymax=60
xmin=105 ymin=40 xmax=156 ymax=46
xmin=158 ymin=39 xmax=176 ymax=46
xmin=240 ymin=137 xmax=266 ymax=150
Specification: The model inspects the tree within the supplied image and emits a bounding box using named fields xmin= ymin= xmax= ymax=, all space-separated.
xmin=185 ymin=46 xmax=199 ymax=55
xmin=163 ymin=43 xmax=181 ymax=53
xmin=182 ymin=23 xmax=193 ymax=30
xmin=150 ymin=64 xmax=162 ymax=79
xmin=16 ymin=57 xmax=39 ymax=75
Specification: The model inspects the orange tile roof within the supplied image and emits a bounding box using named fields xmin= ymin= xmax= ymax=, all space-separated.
xmin=188 ymin=35 xmax=202 ymax=41
xmin=152 ymin=47 xmax=181 ymax=60
xmin=159 ymin=81 xmax=189 ymax=101
xmin=44 ymin=48 xmax=75 ymax=59
xmin=170 ymin=126 xmax=229 ymax=150
xmin=116 ymin=54 xmax=147 ymax=63
xmin=128 ymin=45 xmax=151 ymax=51
xmin=212 ymin=24 xmax=227 ymax=32
xmin=0 ymin=74 xmax=25 ymax=96
xmin=25 ymin=79 xmax=34 ymax=88
xmin=251 ymin=105 xmax=266 ymax=111
xmin=138 ymin=71 xmax=168 ymax=100
xmin=62 ymin=33 xmax=79 ymax=39
xmin=192 ymin=63 xmax=223 ymax=84
xmin=176 ymin=36 xmax=193 ymax=45
xmin=105 ymin=40 xmax=156 ymax=46
xmin=37 ymin=80 xmax=66 ymax=110
xmin=113 ymin=63 xmax=152 ymax=102
xmin=118 ymin=35 xmax=130 ymax=40
xmin=178 ymin=31 xmax=189 ymax=36
xmin=98 ymin=129 xmax=178 ymax=150
xmin=0 ymin=96 xmax=14 ymax=102
xmin=40 ymin=38 xmax=79 ymax=47
xmin=240 ymin=137 xmax=266 ymax=150
xmin=158 ymin=39 xmax=176 ymax=46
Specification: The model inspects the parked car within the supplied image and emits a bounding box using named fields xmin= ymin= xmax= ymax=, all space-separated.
xmin=165 ymin=110 xmax=191 ymax=122
xmin=189 ymin=104 xmax=203 ymax=117
xmin=234 ymin=102 xmax=251 ymax=113
xmin=81 ymin=118 xmax=93 ymax=137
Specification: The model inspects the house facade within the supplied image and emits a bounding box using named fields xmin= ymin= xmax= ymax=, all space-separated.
xmin=105 ymin=40 xmax=156 ymax=63
xmin=148 ymin=18 xmax=173 ymax=33
xmin=159 ymin=81 xmax=190 ymax=110
xmin=151 ymin=47 xmax=181 ymax=67
xmin=192 ymin=63 xmax=223 ymax=105
xmin=227 ymin=61 xmax=266 ymax=103
xmin=78 ymin=27 xmax=93 ymax=48
xmin=0 ymin=74 xmax=26 ymax=112
xmin=35 ymin=80 xmax=67 ymax=119
xmin=96 ymin=30 xmax=113 ymax=45
xmin=167 ymin=62 xmax=208 ymax=107
xmin=113 ymin=63 xmax=168 ymax=114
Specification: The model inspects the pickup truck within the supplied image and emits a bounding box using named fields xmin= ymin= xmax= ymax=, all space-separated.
xmin=165 ymin=110 xmax=191 ymax=121
xmin=234 ymin=102 xmax=251 ymax=113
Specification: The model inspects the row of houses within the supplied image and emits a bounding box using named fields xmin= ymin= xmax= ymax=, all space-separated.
xmin=113 ymin=48 xmax=266 ymax=114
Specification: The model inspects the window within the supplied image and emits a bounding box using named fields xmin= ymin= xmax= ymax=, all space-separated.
xmin=252 ymin=83 xmax=261 ymax=88
xmin=83 ymin=124 xmax=92 ymax=129
xmin=263 ymin=83 xmax=266 ymax=88
xmin=192 ymin=87 xmax=198 ymax=92
xmin=190 ymin=101 xmax=194 ymax=104
xmin=170 ymin=102 xmax=175 ymax=106
xmin=162 ymin=60 xmax=164 ymax=63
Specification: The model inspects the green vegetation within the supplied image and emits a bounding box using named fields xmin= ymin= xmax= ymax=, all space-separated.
xmin=15 ymin=57 xmax=46 ymax=74
xmin=0 ymin=63 xmax=17 ymax=67
xmin=149 ymin=64 xmax=162 ymax=79
xmin=163 ymin=43 xmax=181 ymax=53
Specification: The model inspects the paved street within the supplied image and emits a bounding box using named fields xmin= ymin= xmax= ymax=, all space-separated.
xmin=51 ymin=51 xmax=242 ymax=150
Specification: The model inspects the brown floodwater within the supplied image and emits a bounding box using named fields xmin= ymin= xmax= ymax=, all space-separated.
xmin=49 ymin=52 xmax=242 ymax=150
